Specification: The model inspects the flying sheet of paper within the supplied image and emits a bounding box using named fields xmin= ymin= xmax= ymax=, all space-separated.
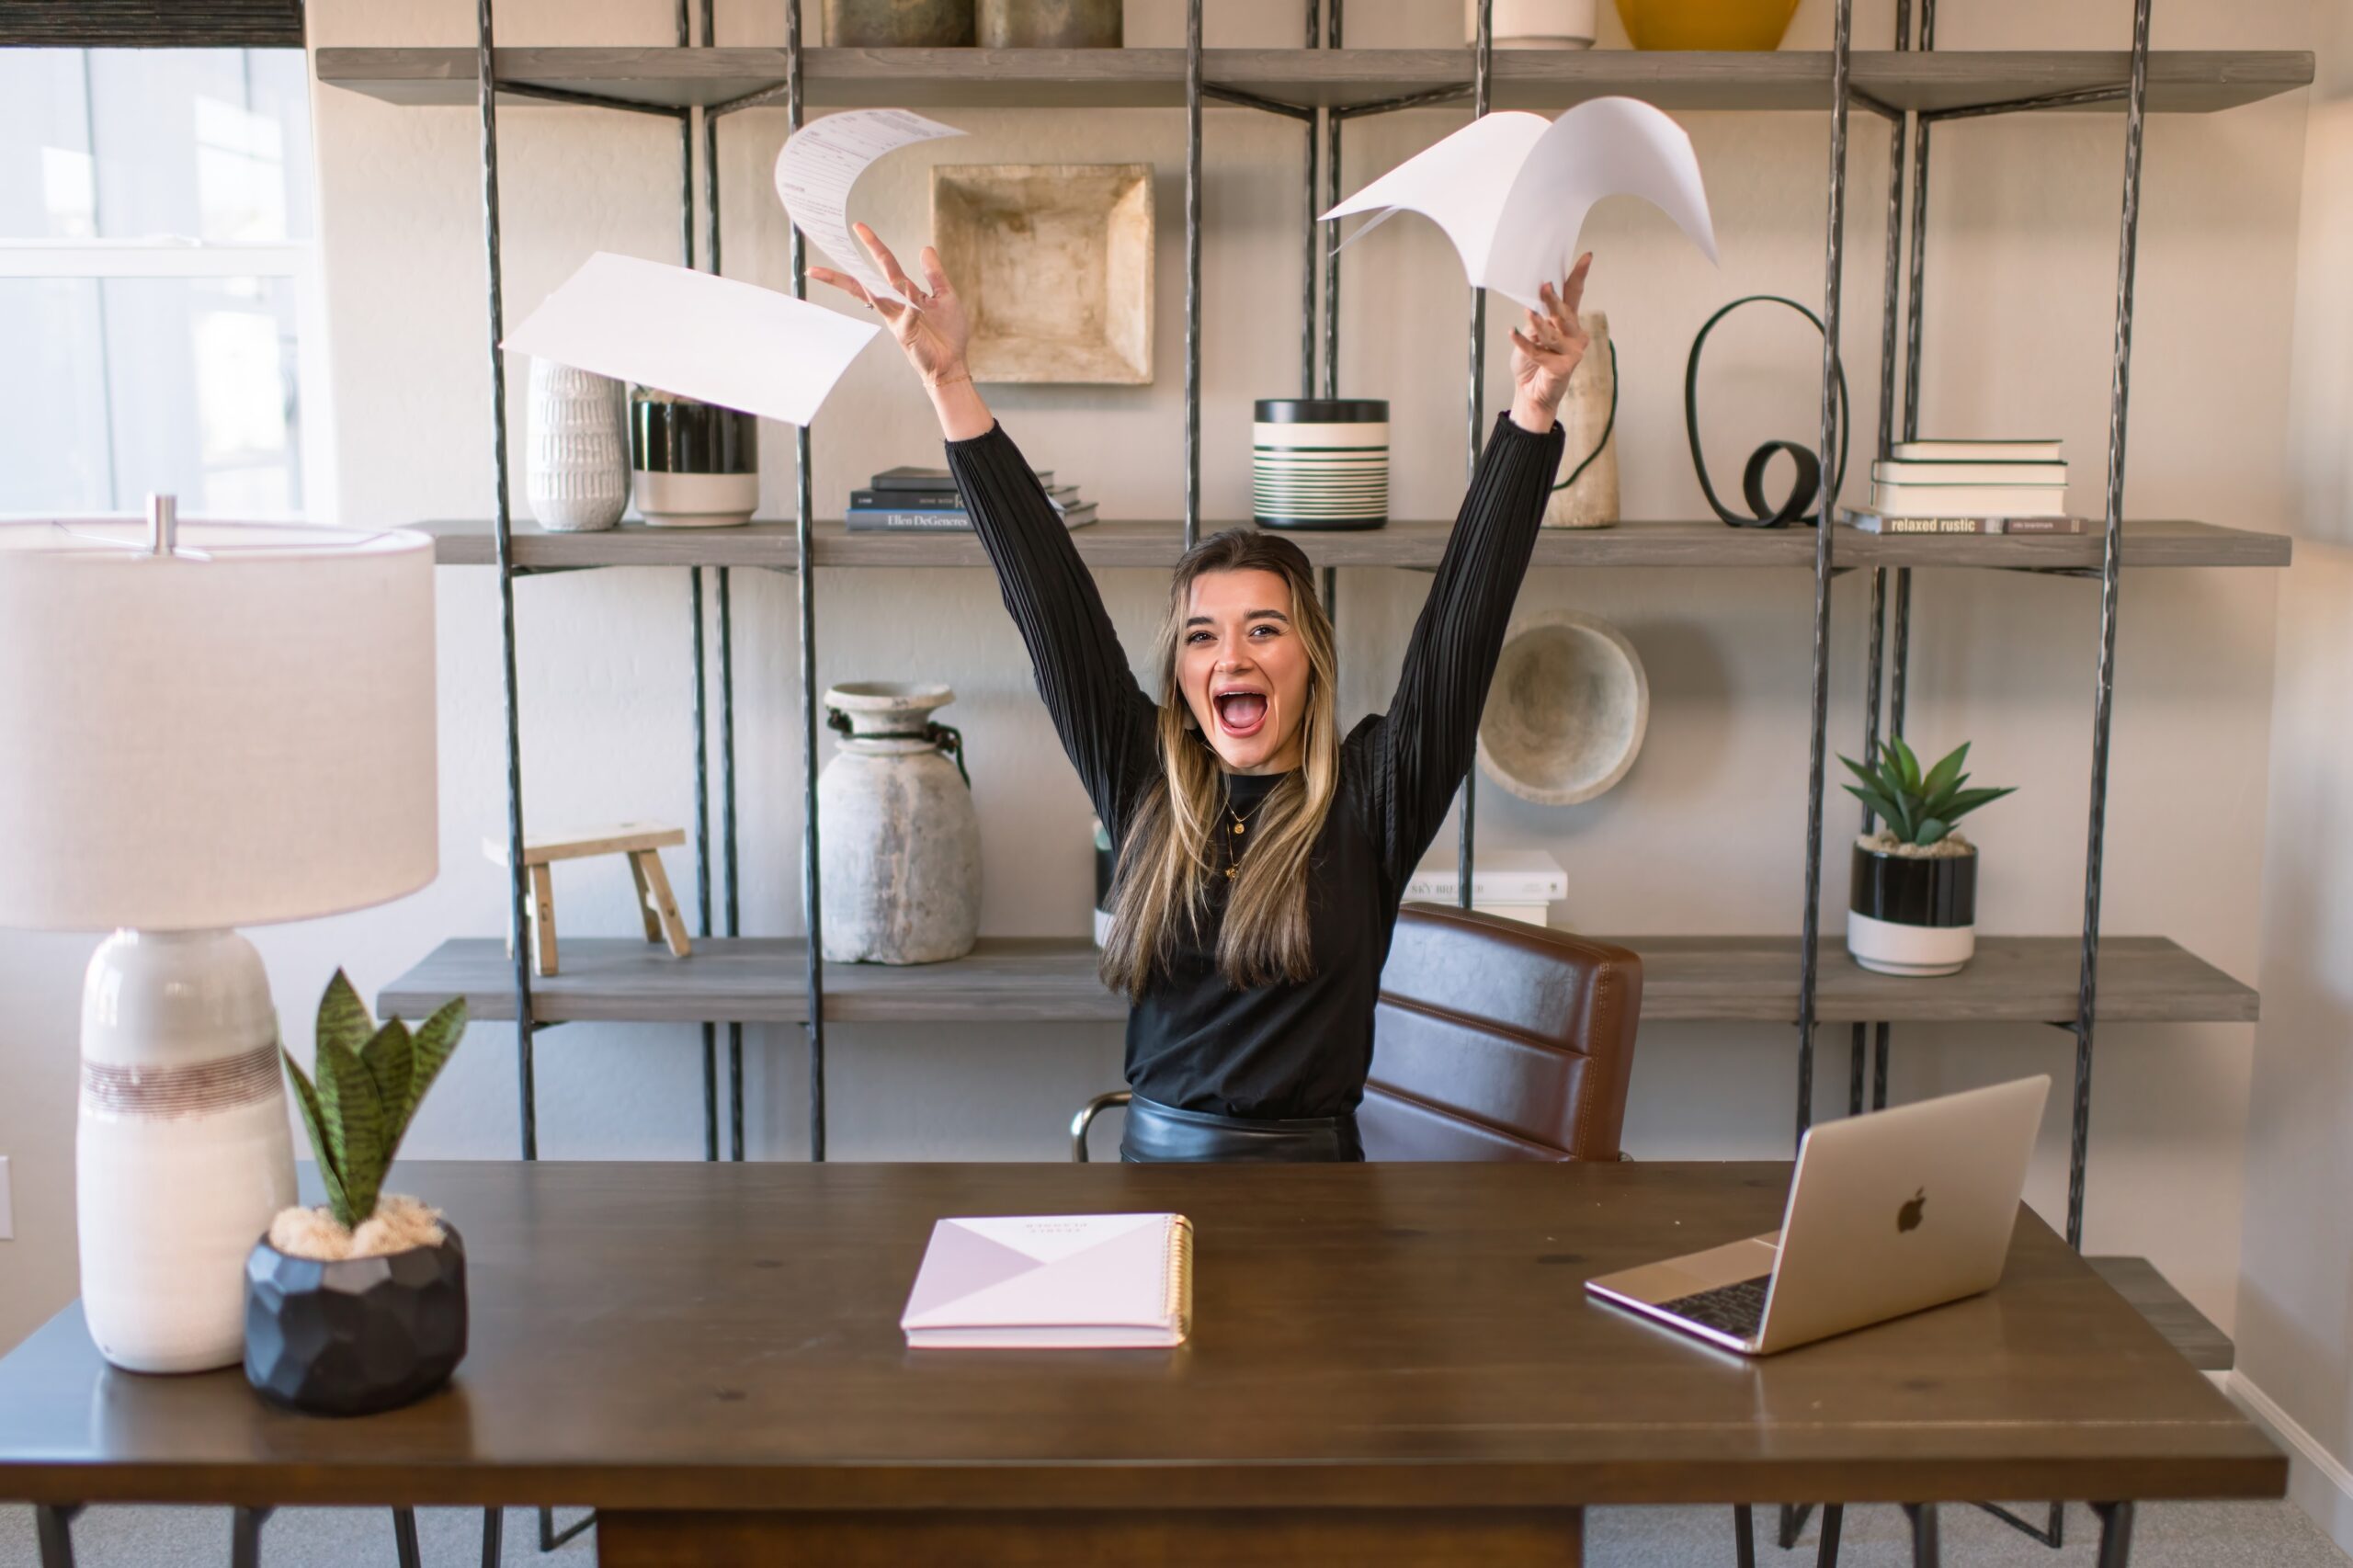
xmin=775 ymin=108 xmax=966 ymax=307
xmin=1323 ymin=97 xmax=1717 ymax=313
xmin=502 ymin=252 xmax=880 ymax=427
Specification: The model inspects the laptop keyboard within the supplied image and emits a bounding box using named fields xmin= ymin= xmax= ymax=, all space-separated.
xmin=1657 ymin=1274 xmax=1773 ymax=1340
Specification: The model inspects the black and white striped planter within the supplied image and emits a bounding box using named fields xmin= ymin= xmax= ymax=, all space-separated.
xmin=1847 ymin=841 xmax=1978 ymax=977
xmin=1252 ymin=398 xmax=1390 ymax=531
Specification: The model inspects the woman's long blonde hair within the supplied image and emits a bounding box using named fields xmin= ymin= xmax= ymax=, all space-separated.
xmin=1100 ymin=528 xmax=1342 ymax=999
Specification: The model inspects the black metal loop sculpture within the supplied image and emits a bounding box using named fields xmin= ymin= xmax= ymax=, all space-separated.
xmin=1685 ymin=294 xmax=1850 ymax=528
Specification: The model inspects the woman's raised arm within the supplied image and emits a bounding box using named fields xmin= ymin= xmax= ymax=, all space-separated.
xmin=1357 ymin=256 xmax=1592 ymax=885
xmin=812 ymin=224 xmax=1157 ymax=833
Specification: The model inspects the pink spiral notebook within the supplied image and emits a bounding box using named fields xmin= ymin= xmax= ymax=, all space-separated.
xmin=899 ymin=1213 xmax=1194 ymax=1349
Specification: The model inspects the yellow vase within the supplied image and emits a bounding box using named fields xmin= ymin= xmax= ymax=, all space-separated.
xmin=1614 ymin=0 xmax=1799 ymax=50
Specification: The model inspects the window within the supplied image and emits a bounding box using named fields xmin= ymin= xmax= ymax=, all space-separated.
xmin=0 ymin=47 xmax=323 ymax=516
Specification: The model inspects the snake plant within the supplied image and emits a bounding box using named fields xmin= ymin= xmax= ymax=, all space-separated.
xmin=1838 ymin=737 xmax=2015 ymax=849
xmin=282 ymin=971 xmax=467 ymax=1232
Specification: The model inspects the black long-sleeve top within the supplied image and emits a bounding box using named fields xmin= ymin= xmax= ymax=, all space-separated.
xmin=945 ymin=410 xmax=1566 ymax=1119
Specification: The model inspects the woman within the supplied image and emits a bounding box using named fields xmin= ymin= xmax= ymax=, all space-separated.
xmin=813 ymin=222 xmax=1591 ymax=1163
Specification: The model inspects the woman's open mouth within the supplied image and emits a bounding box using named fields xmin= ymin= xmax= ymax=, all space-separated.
xmin=1213 ymin=687 xmax=1268 ymax=739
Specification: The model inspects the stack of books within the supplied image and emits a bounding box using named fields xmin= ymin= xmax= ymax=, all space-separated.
xmin=845 ymin=465 xmax=1097 ymax=533
xmin=1845 ymin=439 xmax=2082 ymax=535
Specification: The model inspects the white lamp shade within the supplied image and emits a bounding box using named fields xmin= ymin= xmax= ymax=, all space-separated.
xmin=0 ymin=518 xmax=438 ymax=930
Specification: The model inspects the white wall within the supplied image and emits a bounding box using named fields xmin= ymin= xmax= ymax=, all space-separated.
xmin=0 ymin=0 xmax=2313 ymax=1368
xmin=2233 ymin=0 xmax=2353 ymax=1550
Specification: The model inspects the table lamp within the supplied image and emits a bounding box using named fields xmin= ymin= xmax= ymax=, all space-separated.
xmin=0 ymin=500 xmax=438 ymax=1373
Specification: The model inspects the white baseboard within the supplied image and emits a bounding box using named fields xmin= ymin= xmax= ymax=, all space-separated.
xmin=2227 ymin=1370 xmax=2353 ymax=1556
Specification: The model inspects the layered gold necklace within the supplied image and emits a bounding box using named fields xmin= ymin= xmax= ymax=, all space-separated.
xmin=1222 ymin=801 xmax=1250 ymax=880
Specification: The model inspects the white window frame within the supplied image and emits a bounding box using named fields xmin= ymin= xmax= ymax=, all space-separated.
xmin=0 ymin=233 xmax=335 ymax=518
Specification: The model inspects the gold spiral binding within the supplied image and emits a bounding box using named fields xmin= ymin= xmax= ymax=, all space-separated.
xmin=1164 ymin=1215 xmax=1195 ymax=1343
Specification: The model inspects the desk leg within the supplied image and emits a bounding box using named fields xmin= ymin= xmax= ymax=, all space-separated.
xmin=1733 ymin=1504 xmax=1756 ymax=1568
xmin=539 ymin=1506 xmax=597 ymax=1550
xmin=2094 ymin=1502 xmax=2136 ymax=1568
xmin=230 ymin=1506 xmax=271 ymax=1568
xmin=34 ymin=1504 xmax=80 ymax=1568
xmin=1815 ymin=1504 xmax=1843 ymax=1566
xmin=1904 ymin=1503 xmax=1939 ymax=1566
xmin=393 ymin=1507 xmax=422 ymax=1568
xmin=597 ymin=1507 xmax=1586 ymax=1567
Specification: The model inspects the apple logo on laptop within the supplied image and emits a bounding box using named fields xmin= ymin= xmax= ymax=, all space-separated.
xmin=1897 ymin=1187 xmax=1927 ymax=1233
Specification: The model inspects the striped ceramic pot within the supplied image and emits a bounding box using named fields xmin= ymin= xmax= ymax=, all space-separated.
xmin=525 ymin=359 xmax=630 ymax=531
xmin=77 ymin=929 xmax=297 ymax=1372
xmin=1847 ymin=839 xmax=1978 ymax=976
xmin=1252 ymin=398 xmax=1390 ymax=531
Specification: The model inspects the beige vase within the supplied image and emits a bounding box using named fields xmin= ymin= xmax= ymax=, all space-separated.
xmin=1544 ymin=312 xmax=1618 ymax=529
xmin=817 ymin=684 xmax=982 ymax=965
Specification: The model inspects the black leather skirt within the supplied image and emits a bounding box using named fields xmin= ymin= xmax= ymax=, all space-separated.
xmin=1120 ymin=1094 xmax=1364 ymax=1164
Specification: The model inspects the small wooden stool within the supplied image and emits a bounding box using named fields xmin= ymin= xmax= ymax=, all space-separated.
xmin=483 ymin=823 xmax=692 ymax=977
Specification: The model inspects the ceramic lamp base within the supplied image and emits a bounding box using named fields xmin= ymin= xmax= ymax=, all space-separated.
xmin=77 ymin=928 xmax=297 ymax=1373
xmin=1846 ymin=908 xmax=1975 ymax=977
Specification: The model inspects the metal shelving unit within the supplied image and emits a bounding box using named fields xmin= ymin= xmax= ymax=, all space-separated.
xmin=343 ymin=6 xmax=2302 ymax=1285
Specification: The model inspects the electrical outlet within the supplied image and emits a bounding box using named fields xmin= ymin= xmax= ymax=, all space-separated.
xmin=0 ymin=1156 xmax=11 ymax=1241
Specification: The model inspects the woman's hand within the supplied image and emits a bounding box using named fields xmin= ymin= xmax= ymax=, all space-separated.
xmin=1506 ymin=252 xmax=1594 ymax=434
xmin=808 ymin=222 xmax=972 ymax=391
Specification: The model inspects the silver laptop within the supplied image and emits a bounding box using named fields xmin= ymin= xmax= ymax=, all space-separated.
xmin=1586 ymin=1075 xmax=2051 ymax=1356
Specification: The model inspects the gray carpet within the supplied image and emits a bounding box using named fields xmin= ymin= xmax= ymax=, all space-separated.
xmin=2 ymin=1500 xmax=2344 ymax=1565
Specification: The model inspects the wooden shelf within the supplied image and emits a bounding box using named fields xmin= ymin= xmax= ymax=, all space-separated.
xmin=379 ymin=932 xmax=2255 ymax=1028
xmin=2087 ymin=1256 xmax=2234 ymax=1370
xmin=316 ymin=47 xmax=2313 ymax=116
xmin=418 ymin=517 xmax=2292 ymax=572
xmin=381 ymin=937 xmax=1122 ymax=1025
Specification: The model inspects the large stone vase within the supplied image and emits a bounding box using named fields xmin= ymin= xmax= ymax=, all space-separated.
xmin=818 ymin=683 xmax=982 ymax=965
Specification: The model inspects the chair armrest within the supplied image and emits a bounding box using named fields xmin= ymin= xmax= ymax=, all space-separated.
xmin=1069 ymin=1091 xmax=1132 ymax=1163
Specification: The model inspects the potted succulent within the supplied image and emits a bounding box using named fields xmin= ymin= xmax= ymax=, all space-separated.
xmin=244 ymin=972 xmax=469 ymax=1416
xmin=1839 ymin=738 xmax=2015 ymax=977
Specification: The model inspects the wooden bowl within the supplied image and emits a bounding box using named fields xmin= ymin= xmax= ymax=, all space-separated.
xmin=1477 ymin=612 xmax=1649 ymax=806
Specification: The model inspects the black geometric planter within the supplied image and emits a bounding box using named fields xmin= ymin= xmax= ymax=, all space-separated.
xmin=1847 ymin=843 xmax=1979 ymax=978
xmin=244 ymin=1223 xmax=467 ymax=1416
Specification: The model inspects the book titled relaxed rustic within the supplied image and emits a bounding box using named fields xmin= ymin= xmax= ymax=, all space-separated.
xmin=1841 ymin=509 xmax=2087 ymax=536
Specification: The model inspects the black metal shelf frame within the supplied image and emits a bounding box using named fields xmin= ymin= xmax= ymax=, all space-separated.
xmin=460 ymin=0 xmax=2176 ymax=1319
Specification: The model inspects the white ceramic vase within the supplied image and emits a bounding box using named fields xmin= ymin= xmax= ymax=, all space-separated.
xmin=818 ymin=684 xmax=982 ymax=965
xmin=77 ymin=929 xmax=298 ymax=1373
xmin=1544 ymin=312 xmax=1619 ymax=529
xmin=526 ymin=359 xmax=629 ymax=531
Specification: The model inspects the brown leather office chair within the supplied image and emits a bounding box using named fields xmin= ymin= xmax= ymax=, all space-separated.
xmin=1360 ymin=903 xmax=1642 ymax=1162
xmin=1070 ymin=905 xmax=1643 ymax=1162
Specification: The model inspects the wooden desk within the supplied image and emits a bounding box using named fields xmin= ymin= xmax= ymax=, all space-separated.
xmin=0 ymin=1162 xmax=2283 ymax=1567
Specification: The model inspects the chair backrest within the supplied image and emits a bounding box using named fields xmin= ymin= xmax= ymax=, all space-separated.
xmin=1361 ymin=903 xmax=1643 ymax=1163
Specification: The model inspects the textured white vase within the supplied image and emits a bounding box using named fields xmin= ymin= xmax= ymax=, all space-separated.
xmin=526 ymin=359 xmax=629 ymax=531
xmin=1544 ymin=312 xmax=1619 ymax=528
xmin=818 ymin=683 xmax=982 ymax=965
xmin=77 ymin=929 xmax=298 ymax=1372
